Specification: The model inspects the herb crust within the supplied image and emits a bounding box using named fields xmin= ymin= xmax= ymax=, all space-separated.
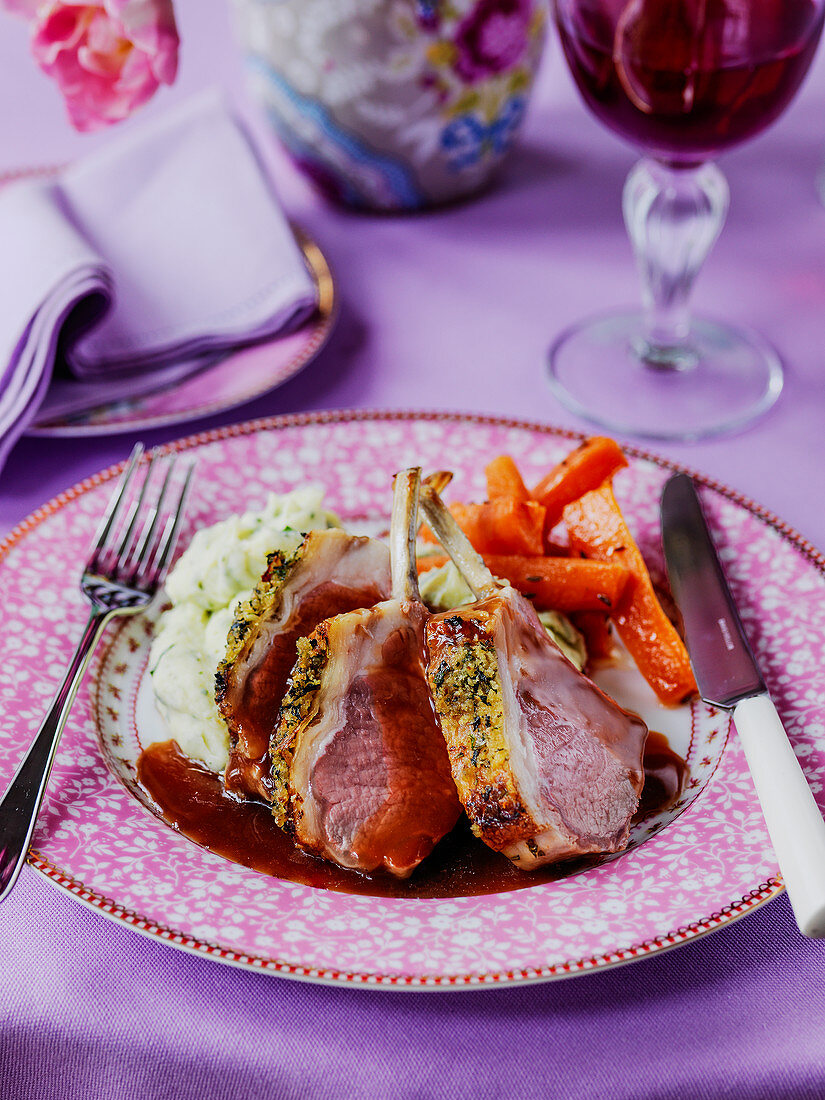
xmin=426 ymin=619 xmax=534 ymax=851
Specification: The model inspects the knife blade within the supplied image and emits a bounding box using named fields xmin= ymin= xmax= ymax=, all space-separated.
xmin=661 ymin=472 xmax=764 ymax=708
xmin=661 ymin=472 xmax=825 ymax=938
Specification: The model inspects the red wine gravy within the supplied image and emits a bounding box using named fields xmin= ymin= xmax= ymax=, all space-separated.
xmin=137 ymin=731 xmax=686 ymax=899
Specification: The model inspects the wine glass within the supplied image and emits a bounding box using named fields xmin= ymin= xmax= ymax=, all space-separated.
xmin=550 ymin=0 xmax=825 ymax=440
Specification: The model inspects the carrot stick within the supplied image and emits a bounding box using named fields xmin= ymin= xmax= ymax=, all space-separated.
xmin=448 ymin=499 xmax=546 ymax=556
xmin=484 ymin=555 xmax=628 ymax=612
xmin=417 ymin=555 xmax=449 ymax=573
xmin=485 ymin=455 xmax=531 ymax=503
xmin=570 ymin=611 xmax=615 ymax=663
xmin=563 ymin=484 xmax=696 ymax=705
xmin=417 ymin=552 xmax=629 ymax=613
xmin=533 ymin=437 xmax=628 ymax=536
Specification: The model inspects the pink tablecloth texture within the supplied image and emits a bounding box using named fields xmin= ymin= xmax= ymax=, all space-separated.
xmin=3 ymin=3 xmax=825 ymax=1098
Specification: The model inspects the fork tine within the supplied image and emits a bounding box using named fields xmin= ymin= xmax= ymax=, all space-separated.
xmin=112 ymin=452 xmax=158 ymax=566
xmin=87 ymin=444 xmax=144 ymax=570
xmin=136 ymin=460 xmax=196 ymax=588
xmin=119 ymin=454 xmax=175 ymax=580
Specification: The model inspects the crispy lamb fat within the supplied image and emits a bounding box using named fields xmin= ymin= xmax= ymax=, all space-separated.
xmin=216 ymin=529 xmax=392 ymax=800
xmin=271 ymin=469 xmax=461 ymax=878
xmin=419 ymin=481 xmax=648 ymax=870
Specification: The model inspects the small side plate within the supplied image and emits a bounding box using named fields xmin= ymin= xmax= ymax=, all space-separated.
xmin=27 ymin=226 xmax=336 ymax=437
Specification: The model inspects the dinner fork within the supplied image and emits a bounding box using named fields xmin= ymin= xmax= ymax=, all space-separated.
xmin=0 ymin=443 xmax=195 ymax=902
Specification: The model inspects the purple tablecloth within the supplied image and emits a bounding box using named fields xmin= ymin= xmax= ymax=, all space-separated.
xmin=2 ymin=3 xmax=825 ymax=1097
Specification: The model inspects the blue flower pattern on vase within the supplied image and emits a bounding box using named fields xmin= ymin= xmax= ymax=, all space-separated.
xmin=248 ymin=57 xmax=426 ymax=210
xmin=414 ymin=0 xmax=441 ymax=30
xmin=441 ymin=96 xmax=527 ymax=170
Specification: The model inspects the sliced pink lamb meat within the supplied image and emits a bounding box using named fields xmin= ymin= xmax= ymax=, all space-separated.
xmin=419 ymin=480 xmax=648 ymax=870
xmin=271 ymin=469 xmax=461 ymax=877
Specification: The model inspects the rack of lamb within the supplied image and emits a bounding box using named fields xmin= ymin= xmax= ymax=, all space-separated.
xmin=270 ymin=469 xmax=462 ymax=878
xmin=419 ymin=480 xmax=648 ymax=870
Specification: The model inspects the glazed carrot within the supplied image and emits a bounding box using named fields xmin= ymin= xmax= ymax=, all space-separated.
xmin=485 ymin=455 xmax=531 ymax=503
xmin=570 ymin=611 xmax=616 ymax=663
xmin=421 ymin=522 xmax=569 ymax=559
xmin=448 ymin=499 xmax=546 ymax=556
xmin=417 ymin=552 xmax=629 ymax=613
xmin=563 ymin=484 xmax=696 ymax=705
xmin=483 ymin=554 xmax=628 ymax=612
xmin=532 ymin=437 xmax=628 ymax=535
xmin=417 ymin=555 xmax=448 ymax=573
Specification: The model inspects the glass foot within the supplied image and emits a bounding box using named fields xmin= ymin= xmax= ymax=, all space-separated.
xmin=547 ymin=311 xmax=783 ymax=442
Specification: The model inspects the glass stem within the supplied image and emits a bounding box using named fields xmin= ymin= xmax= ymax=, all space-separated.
xmin=623 ymin=158 xmax=729 ymax=370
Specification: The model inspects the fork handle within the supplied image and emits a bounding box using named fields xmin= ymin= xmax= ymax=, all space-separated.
xmin=0 ymin=609 xmax=112 ymax=902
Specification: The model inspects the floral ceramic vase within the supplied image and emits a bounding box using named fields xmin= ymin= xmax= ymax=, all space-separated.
xmin=230 ymin=0 xmax=548 ymax=211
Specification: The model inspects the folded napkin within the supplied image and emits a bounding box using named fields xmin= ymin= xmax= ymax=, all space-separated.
xmin=0 ymin=90 xmax=318 ymax=473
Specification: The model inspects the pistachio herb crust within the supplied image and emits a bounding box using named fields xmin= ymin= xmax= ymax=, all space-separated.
xmin=214 ymin=544 xmax=303 ymax=713
xmin=269 ymin=628 xmax=330 ymax=828
xmin=426 ymin=618 xmax=534 ymax=852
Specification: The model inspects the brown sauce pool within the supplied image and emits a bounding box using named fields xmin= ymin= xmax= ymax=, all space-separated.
xmin=137 ymin=731 xmax=686 ymax=899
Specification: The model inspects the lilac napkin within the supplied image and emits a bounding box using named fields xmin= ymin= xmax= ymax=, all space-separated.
xmin=0 ymin=90 xmax=318 ymax=472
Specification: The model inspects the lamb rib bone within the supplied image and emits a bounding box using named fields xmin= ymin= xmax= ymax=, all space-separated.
xmin=419 ymin=480 xmax=499 ymax=599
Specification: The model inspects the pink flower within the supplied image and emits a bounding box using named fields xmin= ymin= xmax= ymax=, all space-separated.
xmin=453 ymin=0 xmax=532 ymax=84
xmin=2 ymin=1 xmax=179 ymax=131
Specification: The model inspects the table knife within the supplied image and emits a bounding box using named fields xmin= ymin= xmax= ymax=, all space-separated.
xmin=661 ymin=472 xmax=825 ymax=938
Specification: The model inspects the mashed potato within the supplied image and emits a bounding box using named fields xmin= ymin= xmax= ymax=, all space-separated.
xmin=149 ymin=487 xmax=340 ymax=772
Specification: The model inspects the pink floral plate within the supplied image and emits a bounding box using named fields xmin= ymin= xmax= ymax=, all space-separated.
xmin=2 ymin=411 xmax=822 ymax=989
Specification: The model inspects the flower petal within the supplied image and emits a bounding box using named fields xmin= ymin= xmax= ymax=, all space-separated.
xmin=27 ymin=0 xmax=179 ymax=130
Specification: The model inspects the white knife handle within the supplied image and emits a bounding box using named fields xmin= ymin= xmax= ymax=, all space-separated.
xmin=733 ymin=693 xmax=825 ymax=937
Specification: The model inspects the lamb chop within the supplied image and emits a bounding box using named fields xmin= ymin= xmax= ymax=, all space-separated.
xmin=216 ymin=475 xmax=453 ymax=801
xmin=419 ymin=481 xmax=648 ymax=871
xmin=216 ymin=528 xmax=392 ymax=800
xmin=271 ymin=469 xmax=461 ymax=878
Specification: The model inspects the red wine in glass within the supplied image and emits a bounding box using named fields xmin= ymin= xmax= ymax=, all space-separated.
xmin=549 ymin=0 xmax=825 ymax=439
